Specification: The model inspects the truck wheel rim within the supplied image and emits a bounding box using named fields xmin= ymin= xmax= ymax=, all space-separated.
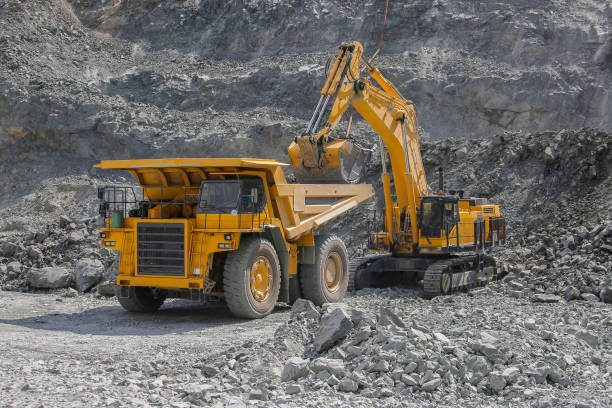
xmin=250 ymin=256 xmax=272 ymax=302
xmin=324 ymin=252 xmax=343 ymax=293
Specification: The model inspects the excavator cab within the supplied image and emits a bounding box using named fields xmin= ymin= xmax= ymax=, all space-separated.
xmin=419 ymin=196 xmax=459 ymax=238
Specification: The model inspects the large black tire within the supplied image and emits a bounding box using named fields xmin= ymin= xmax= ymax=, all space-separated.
xmin=300 ymin=235 xmax=349 ymax=306
xmin=115 ymin=286 xmax=165 ymax=313
xmin=223 ymin=237 xmax=281 ymax=319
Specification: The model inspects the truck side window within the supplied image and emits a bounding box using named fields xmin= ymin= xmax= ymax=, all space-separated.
xmin=240 ymin=178 xmax=266 ymax=213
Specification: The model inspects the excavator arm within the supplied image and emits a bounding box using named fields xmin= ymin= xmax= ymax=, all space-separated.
xmin=288 ymin=41 xmax=429 ymax=250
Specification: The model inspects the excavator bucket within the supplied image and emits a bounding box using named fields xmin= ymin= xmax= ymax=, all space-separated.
xmin=289 ymin=137 xmax=371 ymax=184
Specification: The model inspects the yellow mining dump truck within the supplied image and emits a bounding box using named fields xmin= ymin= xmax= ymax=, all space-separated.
xmin=94 ymin=158 xmax=373 ymax=318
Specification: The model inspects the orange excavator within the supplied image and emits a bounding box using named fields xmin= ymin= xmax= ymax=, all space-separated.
xmin=288 ymin=42 xmax=505 ymax=296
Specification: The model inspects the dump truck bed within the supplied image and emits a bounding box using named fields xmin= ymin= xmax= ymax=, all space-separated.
xmin=95 ymin=158 xmax=374 ymax=241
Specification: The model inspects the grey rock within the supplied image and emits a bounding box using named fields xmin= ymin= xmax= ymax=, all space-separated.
xmin=346 ymin=345 xmax=364 ymax=356
xmin=7 ymin=261 xmax=22 ymax=274
xmin=370 ymin=360 xmax=390 ymax=373
xmin=590 ymin=351 xmax=603 ymax=365
xmin=59 ymin=215 xmax=72 ymax=228
xmin=576 ymin=225 xmax=589 ymax=239
xmin=67 ymin=230 xmax=84 ymax=244
xmin=574 ymin=329 xmax=599 ymax=348
xmin=280 ymin=357 xmax=309 ymax=382
xmin=488 ymin=372 xmax=506 ymax=393
xmin=466 ymin=355 xmax=490 ymax=385
xmin=28 ymin=267 xmax=72 ymax=289
xmin=309 ymin=358 xmax=345 ymax=378
xmin=540 ymin=330 xmax=555 ymax=341
xmin=95 ymin=280 xmax=116 ymax=297
xmin=248 ymin=389 xmax=267 ymax=401
xmin=421 ymin=378 xmax=442 ymax=392
xmin=63 ymin=287 xmax=78 ymax=297
xmin=600 ymin=284 xmax=612 ymax=304
xmin=74 ymin=258 xmax=104 ymax=292
xmin=336 ymin=378 xmax=358 ymax=393
xmin=202 ymin=365 xmax=219 ymax=377
xmin=327 ymin=375 xmax=339 ymax=386
xmin=0 ymin=241 xmax=17 ymax=257
xmin=433 ymin=332 xmax=450 ymax=343
xmin=351 ymin=326 xmax=372 ymax=344
xmin=501 ymin=367 xmax=521 ymax=384
xmin=564 ymin=286 xmax=580 ymax=301
xmin=378 ymin=307 xmax=406 ymax=328
xmin=524 ymin=363 xmax=550 ymax=384
xmin=532 ymin=294 xmax=562 ymax=303
xmin=401 ymin=374 xmax=419 ymax=386
xmin=291 ymin=299 xmax=320 ymax=320
xmin=579 ymin=293 xmax=599 ymax=302
xmin=285 ymin=384 xmax=303 ymax=395
xmin=26 ymin=246 xmax=43 ymax=261
xmin=524 ymin=318 xmax=537 ymax=330
xmin=313 ymin=308 xmax=353 ymax=352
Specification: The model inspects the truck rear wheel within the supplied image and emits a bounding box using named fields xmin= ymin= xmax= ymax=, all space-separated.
xmin=300 ymin=235 xmax=349 ymax=305
xmin=115 ymin=286 xmax=166 ymax=313
xmin=223 ymin=237 xmax=281 ymax=319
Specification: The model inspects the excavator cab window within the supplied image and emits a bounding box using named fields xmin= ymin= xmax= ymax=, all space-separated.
xmin=443 ymin=199 xmax=460 ymax=234
xmin=420 ymin=197 xmax=459 ymax=238
xmin=420 ymin=198 xmax=443 ymax=238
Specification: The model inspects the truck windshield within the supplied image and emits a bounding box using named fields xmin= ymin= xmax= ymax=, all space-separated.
xmin=199 ymin=181 xmax=241 ymax=213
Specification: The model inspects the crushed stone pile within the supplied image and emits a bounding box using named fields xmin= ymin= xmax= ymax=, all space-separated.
xmin=168 ymin=295 xmax=610 ymax=407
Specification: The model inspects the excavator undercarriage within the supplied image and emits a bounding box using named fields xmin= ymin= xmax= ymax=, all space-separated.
xmin=349 ymin=254 xmax=498 ymax=297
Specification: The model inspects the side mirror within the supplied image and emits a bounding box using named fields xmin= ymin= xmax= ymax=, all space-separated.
xmin=97 ymin=187 xmax=105 ymax=200
xmin=251 ymin=188 xmax=258 ymax=204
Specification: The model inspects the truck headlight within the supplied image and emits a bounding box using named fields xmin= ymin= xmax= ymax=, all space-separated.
xmin=218 ymin=243 xmax=231 ymax=249
xmin=100 ymin=232 xmax=107 ymax=238
xmin=104 ymin=241 xmax=116 ymax=247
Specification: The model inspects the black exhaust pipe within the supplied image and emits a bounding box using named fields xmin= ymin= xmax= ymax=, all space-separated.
xmin=438 ymin=167 xmax=444 ymax=194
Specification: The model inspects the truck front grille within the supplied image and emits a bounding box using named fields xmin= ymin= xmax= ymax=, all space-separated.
xmin=137 ymin=223 xmax=185 ymax=276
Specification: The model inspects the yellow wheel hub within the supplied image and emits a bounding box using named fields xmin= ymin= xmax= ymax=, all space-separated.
xmin=324 ymin=252 xmax=343 ymax=293
xmin=250 ymin=256 xmax=273 ymax=302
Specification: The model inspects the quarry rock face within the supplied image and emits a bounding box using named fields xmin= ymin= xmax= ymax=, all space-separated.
xmin=0 ymin=0 xmax=610 ymax=210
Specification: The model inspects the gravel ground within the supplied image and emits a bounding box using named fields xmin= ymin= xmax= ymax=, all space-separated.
xmin=1 ymin=286 xmax=610 ymax=407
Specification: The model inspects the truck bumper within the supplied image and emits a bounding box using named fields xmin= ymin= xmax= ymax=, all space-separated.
xmin=116 ymin=275 xmax=204 ymax=290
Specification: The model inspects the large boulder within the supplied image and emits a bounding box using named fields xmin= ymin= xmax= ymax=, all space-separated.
xmin=28 ymin=267 xmax=72 ymax=289
xmin=313 ymin=308 xmax=353 ymax=352
xmin=74 ymin=258 xmax=105 ymax=292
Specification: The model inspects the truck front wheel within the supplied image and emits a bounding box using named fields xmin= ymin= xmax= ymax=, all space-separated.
xmin=115 ymin=286 xmax=166 ymax=313
xmin=300 ymin=235 xmax=349 ymax=305
xmin=223 ymin=237 xmax=281 ymax=319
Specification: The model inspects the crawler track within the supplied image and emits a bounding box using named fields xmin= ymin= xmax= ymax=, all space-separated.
xmin=423 ymin=255 xmax=497 ymax=298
